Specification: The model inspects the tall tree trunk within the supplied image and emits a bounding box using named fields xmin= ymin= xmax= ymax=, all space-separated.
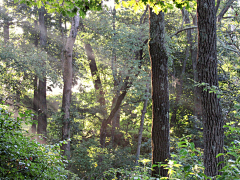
xmin=110 ymin=5 xmax=120 ymax=145
xmin=61 ymin=13 xmax=80 ymax=159
xmin=37 ymin=7 xmax=47 ymax=144
xmin=149 ymin=8 xmax=170 ymax=177
xmin=32 ymin=20 xmax=39 ymax=135
xmin=136 ymin=83 xmax=149 ymax=165
xmin=197 ymin=0 xmax=224 ymax=176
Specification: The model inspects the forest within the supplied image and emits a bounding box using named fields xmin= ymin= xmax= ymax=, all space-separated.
xmin=1 ymin=0 xmax=240 ymax=179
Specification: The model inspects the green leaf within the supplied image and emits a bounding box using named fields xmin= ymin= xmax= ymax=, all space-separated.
xmin=227 ymin=151 xmax=238 ymax=158
xmin=216 ymin=153 xmax=224 ymax=158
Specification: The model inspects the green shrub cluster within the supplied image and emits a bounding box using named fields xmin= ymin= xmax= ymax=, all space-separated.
xmin=0 ymin=105 xmax=69 ymax=179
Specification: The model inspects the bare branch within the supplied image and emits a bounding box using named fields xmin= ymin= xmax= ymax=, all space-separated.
xmin=217 ymin=37 xmax=240 ymax=55
xmin=217 ymin=0 xmax=236 ymax=22
xmin=216 ymin=0 xmax=221 ymax=14
xmin=170 ymin=26 xmax=197 ymax=38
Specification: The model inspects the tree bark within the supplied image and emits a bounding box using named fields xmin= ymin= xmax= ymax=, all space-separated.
xmin=197 ymin=0 xmax=224 ymax=176
xmin=136 ymin=83 xmax=149 ymax=165
xmin=61 ymin=13 xmax=80 ymax=159
xmin=37 ymin=7 xmax=47 ymax=144
xmin=149 ymin=8 xmax=170 ymax=178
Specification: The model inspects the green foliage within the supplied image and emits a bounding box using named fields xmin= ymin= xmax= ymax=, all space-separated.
xmin=167 ymin=137 xmax=205 ymax=179
xmin=0 ymin=105 xmax=70 ymax=179
xmin=217 ymin=124 xmax=240 ymax=180
xmin=15 ymin=0 xmax=102 ymax=17
xmin=70 ymin=138 xmax=136 ymax=179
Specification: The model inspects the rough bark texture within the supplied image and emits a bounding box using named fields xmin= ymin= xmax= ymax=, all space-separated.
xmin=149 ymin=8 xmax=170 ymax=178
xmin=61 ymin=14 xmax=80 ymax=159
xmin=136 ymin=83 xmax=149 ymax=165
xmin=197 ymin=0 xmax=224 ymax=176
xmin=37 ymin=7 xmax=47 ymax=144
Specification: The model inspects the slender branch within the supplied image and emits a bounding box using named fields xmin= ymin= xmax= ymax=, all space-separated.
xmin=217 ymin=37 xmax=240 ymax=55
xmin=170 ymin=26 xmax=197 ymax=38
xmin=217 ymin=0 xmax=236 ymax=22
xmin=140 ymin=5 xmax=149 ymax=24
xmin=216 ymin=0 xmax=221 ymax=14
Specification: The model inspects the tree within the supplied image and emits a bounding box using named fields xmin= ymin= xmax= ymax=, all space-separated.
xmin=37 ymin=7 xmax=48 ymax=144
xmin=197 ymin=0 xmax=224 ymax=176
xmin=61 ymin=13 xmax=80 ymax=158
xmin=149 ymin=7 xmax=170 ymax=177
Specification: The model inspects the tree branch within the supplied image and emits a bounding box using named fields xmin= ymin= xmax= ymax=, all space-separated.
xmin=217 ymin=0 xmax=236 ymax=22
xmin=170 ymin=26 xmax=197 ymax=38
xmin=217 ymin=37 xmax=240 ymax=55
xmin=216 ymin=0 xmax=221 ymax=14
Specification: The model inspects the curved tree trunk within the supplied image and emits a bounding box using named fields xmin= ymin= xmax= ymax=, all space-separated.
xmin=197 ymin=0 xmax=224 ymax=176
xmin=149 ymin=8 xmax=170 ymax=178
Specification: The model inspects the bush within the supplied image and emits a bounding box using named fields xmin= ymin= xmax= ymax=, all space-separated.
xmin=0 ymin=105 xmax=70 ymax=179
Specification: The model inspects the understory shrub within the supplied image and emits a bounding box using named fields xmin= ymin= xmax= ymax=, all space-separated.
xmin=0 ymin=105 xmax=71 ymax=179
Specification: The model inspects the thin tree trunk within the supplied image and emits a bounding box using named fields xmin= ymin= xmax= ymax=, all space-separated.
xmin=149 ymin=8 xmax=170 ymax=177
xmin=111 ymin=108 xmax=120 ymax=146
xmin=13 ymin=90 xmax=20 ymax=120
xmin=37 ymin=7 xmax=47 ymax=144
xmin=61 ymin=13 xmax=80 ymax=159
xmin=197 ymin=0 xmax=224 ymax=176
xmin=32 ymin=20 xmax=39 ymax=135
xmin=32 ymin=75 xmax=38 ymax=134
xmin=136 ymin=83 xmax=149 ymax=165
xmin=37 ymin=78 xmax=47 ymax=143
xmin=111 ymin=6 xmax=118 ymax=85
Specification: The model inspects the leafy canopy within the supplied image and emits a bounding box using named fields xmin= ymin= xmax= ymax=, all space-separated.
xmin=15 ymin=0 xmax=196 ymax=17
